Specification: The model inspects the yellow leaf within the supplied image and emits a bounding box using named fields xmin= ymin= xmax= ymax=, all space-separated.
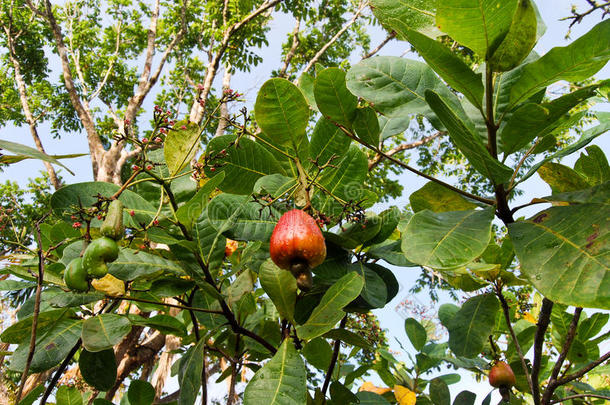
xmin=359 ymin=381 xmax=391 ymax=395
xmin=91 ymin=273 xmax=125 ymax=297
xmin=394 ymin=385 xmax=416 ymax=405
xmin=521 ymin=312 xmax=537 ymax=324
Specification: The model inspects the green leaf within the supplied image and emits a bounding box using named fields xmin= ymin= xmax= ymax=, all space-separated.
xmin=309 ymin=117 xmax=352 ymax=165
xmin=346 ymin=56 xmax=457 ymax=130
xmin=243 ymin=340 xmax=307 ymax=404
xmin=357 ymin=391 xmax=391 ymax=405
xmin=453 ymin=391 xmax=476 ymax=405
xmin=79 ymin=349 xmax=117 ymax=391
xmin=193 ymin=212 xmax=226 ymax=272
xmin=48 ymin=292 xmax=105 ymax=308
xmin=371 ymin=0 xmax=437 ymax=37
xmin=493 ymin=52 xmax=540 ymax=121
xmin=447 ymin=294 xmax=499 ymax=358
xmin=425 ymin=90 xmax=513 ymax=183
xmin=488 ymin=0 xmax=538 ymax=72
xmin=314 ymin=68 xmax=358 ymax=128
xmin=50 ymin=182 xmax=155 ymax=226
xmin=430 ymin=378 xmax=450 ymax=405
xmin=500 ymin=84 xmax=601 ymax=154
xmin=405 ymin=318 xmax=427 ymax=351
xmin=393 ymin=24 xmax=484 ymax=110
xmin=575 ymin=145 xmax=610 ymax=185
xmin=508 ymin=204 xmax=610 ymax=309
xmin=82 ymin=314 xmax=132 ymax=352
xmin=330 ymin=381 xmax=358 ymax=404
xmin=509 ymin=19 xmax=610 ymax=108
xmin=207 ymin=193 xmax=280 ymax=241
xmin=538 ymin=163 xmax=591 ymax=193
xmin=578 ymin=312 xmax=609 ymax=340
xmin=260 ymin=260 xmax=297 ymax=322
xmin=337 ymin=213 xmax=382 ymax=248
xmin=128 ymin=380 xmax=155 ymax=405
xmin=178 ymin=338 xmax=206 ymax=405
xmin=226 ymin=270 xmax=254 ymax=310
xmin=176 ymin=172 xmax=226 ymax=229
xmin=366 ymin=206 xmax=401 ymax=246
xmin=1 ymin=310 xmax=69 ymax=344
xmin=350 ymin=262 xmax=387 ymax=308
xmin=314 ymin=145 xmax=368 ymax=215
xmin=17 ymin=385 xmax=44 ymax=405
xmin=302 ymin=337 xmax=333 ymax=370
xmin=402 ymin=208 xmax=494 ymax=269
xmin=9 ymin=318 xmax=83 ymax=373
xmin=128 ymin=314 xmax=187 ymax=337
xmin=255 ymin=78 xmax=310 ymax=147
xmin=298 ymin=72 xmax=318 ymax=111
xmin=164 ymin=121 xmax=201 ymax=176
xmin=254 ymin=174 xmax=297 ymax=198
xmin=367 ymin=240 xmax=417 ymax=267
xmin=544 ymin=182 xmax=610 ymax=205
xmin=297 ymin=272 xmax=364 ymax=340
xmin=109 ymin=248 xmax=185 ymax=281
xmin=517 ymin=116 xmax=610 ymax=185
xmin=0 ymin=139 xmax=80 ymax=175
xmin=204 ymin=135 xmax=285 ymax=195
xmin=353 ymin=107 xmax=380 ymax=147
xmin=436 ymin=0 xmax=518 ymax=57
xmin=322 ymin=329 xmax=373 ymax=350
xmin=410 ymin=181 xmax=478 ymax=213
xmin=56 ymin=385 xmax=82 ymax=405
xmin=192 ymin=290 xmax=225 ymax=330
xmin=0 ymin=280 xmax=36 ymax=290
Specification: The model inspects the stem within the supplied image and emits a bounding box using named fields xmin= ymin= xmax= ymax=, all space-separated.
xmin=40 ymin=339 xmax=82 ymax=405
xmin=554 ymin=351 xmax=610 ymax=386
xmin=494 ymin=282 xmax=533 ymax=395
xmin=531 ymin=298 xmax=553 ymax=405
xmin=111 ymin=168 xmax=142 ymax=199
xmin=550 ymin=394 xmax=610 ymax=404
xmin=336 ymin=124 xmax=496 ymax=205
xmin=15 ymin=216 xmax=49 ymax=402
xmin=542 ymin=307 xmax=584 ymax=404
xmin=322 ymin=316 xmax=347 ymax=396
xmin=114 ymin=295 xmax=224 ymax=315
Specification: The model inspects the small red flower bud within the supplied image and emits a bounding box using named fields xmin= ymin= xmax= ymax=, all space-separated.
xmin=129 ymin=210 xmax=135 ymax=217
xmin=154 ymin=137 xmax=162 ymax=143
xmin=180 ymin=125 xmax=187 ymax=130
xmin=159 ymin=128 xmax=167 ymax=134
xmin=146 ymin=165 xmax=153 ymax=170
xmin=142 ymin=138 xmax=148 ymax=143
xmin=132 ymin=165 xmax=140 ymax=171
xmin=153 ymin=219 xmax=159 ymax=226
xmin=72 ymin=222 xmax=82 ymax=228
xmin=210 ymin=167 xmax=216 ymax=172
xmin=70 ymin=215 xmax=77 ymax=220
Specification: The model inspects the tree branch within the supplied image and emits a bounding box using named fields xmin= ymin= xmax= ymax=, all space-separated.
xmin=560 ymin=1 xmax=610 ymax=28
xmin=336 ymin=123 xmax=496 ymax=205
xmin=368 ymin=131 xmax=444 ymax=170
xmin=89 ymin=21 xmax=123 ymax=102
xmin=531 ymin=298 xmax=553 ymax=405
xmin=278 ymin=18 xmax=300 ymax=78
xmin=550 ymin=394 xmax=610 ymax=404
xmin=303 ymin=1 xmax=368 ymax=73
xmin=362 ymin=31 xmax=396 ymax=59
xmin=322 ymin=316 xmax=347 ymax=396
xmin=553 ymin=350 xmax=610 ymax=387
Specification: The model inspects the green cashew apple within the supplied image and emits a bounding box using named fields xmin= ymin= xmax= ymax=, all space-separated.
xmin=64 ymin=257 xmax=89 ymax=291
xmin=83 ymin=237 xmax=119 ymax=279
xmin=100 ymin=199 xmax=124 ymax=240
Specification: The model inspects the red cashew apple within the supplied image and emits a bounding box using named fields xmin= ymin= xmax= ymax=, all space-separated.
xmin=269 ymin=209 xmax=326 ymax=290
xmin=489 ymin=361 xmax=516 ymax=402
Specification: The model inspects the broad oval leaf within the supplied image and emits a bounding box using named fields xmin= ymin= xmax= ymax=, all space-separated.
xmin=309 ymin=117 xmax=352 ymax=165
xmin=243 ymin=340 xmax=307 ymax=405
xmin=178 ymin=337 xmax=206 ymax=405
xmin=370 ymin=0 xmax=438 ymax=38
xmin=402 ymin=208 xmax=495 ymax=269
xmin=260 ymin=260 xmax=297 ymax=322
xmin=405 ymin=318 xmax=427 ymax=352
xmin=314 ymin=67 xmax=358 ymax=128
xmin=393 ymin=24 xmax=484 ymax=110
xmin=128 ymin=380 xmax=156 ymax=405
xmin=488 ymin=0 xmax=538 ymax=72
xmin=447 ymin=294 xmax=499 ymax=358
xmin=410 ymin=181 xmax=478 ymax=213
xmin=109 ymin=248 xmax=185 ymax=281
xmin=436 ymin=0 xmax=518 ymax=58
xmin=207 ymin=193 xmax=280 ymax=241
xmin=9 ymin=318 xmax=84 ymax=373
xmin=204 ymin=135 xmax=285 ymax=195
xmin=509 ymin=19 xmax=610 ymax=109
xmin=353 ymin=107 xmax=381 ymax=147
xmin=296 ymin=272 xmax=364 ymax=340
xmin=508 ymin=204 xmax=610 ymax=309
xmin=302 ymin=337 xmax=333 ymax=370
xmin=425 ymin=90 xmax=513 ymax=184
xmin=1 ymin=309 xmax=69 ymax=344
xmin=430 ymin=378 xmax=450 ymax=405
xmin=164 ymin=121 xmax=201 ymax=176
xmin=254 ymin=78 xmax=310 ymax=147
xmin=56 ymin=385 xmax=82 ymax=405
xmin=79 ymin=349 xmax=117 ymax=391
xmin=82 ymin=314 xmax=132 ymax=352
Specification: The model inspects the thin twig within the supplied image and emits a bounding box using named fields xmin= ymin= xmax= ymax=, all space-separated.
xmin=114 ymin=295 xmax=224 ymax=315
xmin=495 ymin=282 xmax=533 ymax=396
xmin=336 ymin=124 xmax=496 ymax=205
xmin=368 ymin=131 xmax=444 ymax=170
xmin=322 ymin=316 xmax=347 ymax=396
xmin=550 ymin=394 xmax=610 ymax=404
xmin=15 ymin=214 xmax=50 ymax=403
xmin=362 ymin=31 xmax=396 ymax=59
xmin=554 ymin=351 xmax=610 ymax=387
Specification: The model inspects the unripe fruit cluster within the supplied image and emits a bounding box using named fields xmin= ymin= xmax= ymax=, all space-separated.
xmin=64 ymin=200 xmax=125 ymax=295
